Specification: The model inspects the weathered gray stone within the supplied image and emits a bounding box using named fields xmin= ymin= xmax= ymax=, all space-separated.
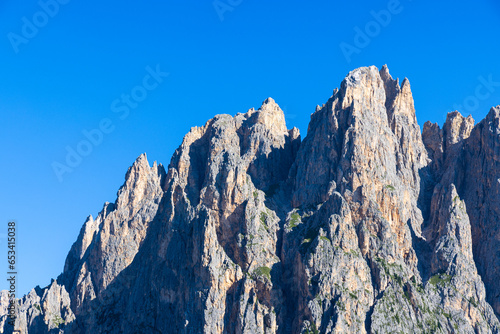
xmin=1 ymin=67 xmax=499 ymax=334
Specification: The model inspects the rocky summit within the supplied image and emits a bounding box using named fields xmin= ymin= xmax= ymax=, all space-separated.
xmin=2 ymin=65 xmax=500 ymax=334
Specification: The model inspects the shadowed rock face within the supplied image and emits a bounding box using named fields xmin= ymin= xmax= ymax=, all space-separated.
xmin=456 ymin=107 xmax=500 ymax=315
xmin=2 ymin=66 xmax=500 ymax=334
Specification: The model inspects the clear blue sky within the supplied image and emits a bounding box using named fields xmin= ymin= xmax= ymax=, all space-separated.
xmin=1 ymin=0 xmax=499 ymax=295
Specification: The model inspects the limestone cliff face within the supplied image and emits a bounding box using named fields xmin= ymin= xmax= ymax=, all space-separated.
xmin=1 ymin=66 xmax=500 ymax=334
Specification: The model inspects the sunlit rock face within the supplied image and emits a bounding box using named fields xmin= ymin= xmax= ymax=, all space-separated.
xmin=2 ymin=67 xmax=500 ymax=334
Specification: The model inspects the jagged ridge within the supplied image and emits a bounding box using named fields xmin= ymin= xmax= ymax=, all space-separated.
xmin=2 ymin=66 xmax=500 ymax=334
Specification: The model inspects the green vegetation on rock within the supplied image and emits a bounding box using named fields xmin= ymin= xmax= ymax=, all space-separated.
xmin=253 ymin=266 xmax=271 ymax=280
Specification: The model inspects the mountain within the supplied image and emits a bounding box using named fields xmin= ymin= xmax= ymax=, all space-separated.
xmin=2 ymin=65 xmax=500 ymax=333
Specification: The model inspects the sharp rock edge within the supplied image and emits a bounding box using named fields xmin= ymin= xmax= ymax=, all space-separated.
xmin=2 ymin=67 xmax=500 ymax=334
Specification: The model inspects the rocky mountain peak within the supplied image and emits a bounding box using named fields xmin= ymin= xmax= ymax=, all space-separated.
xmin=338 ymin=66 xmax=385 ymax=111
xmin=245 ymin=97 xmax=289 ymax=136
xmin=3 ymin=66 xmax=500 ymax=334
xmin=443 ymin=111 xmax=475 ymax=146
xmin=422 ymin=110 xmax=475 ymax=174
xmin=486 ymin=105 xmax=500 ymax=127
xmin=293 ymin=65 xmax=426 ymax=208
xmin=116 ymin=153 xmax=165 ymax=211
